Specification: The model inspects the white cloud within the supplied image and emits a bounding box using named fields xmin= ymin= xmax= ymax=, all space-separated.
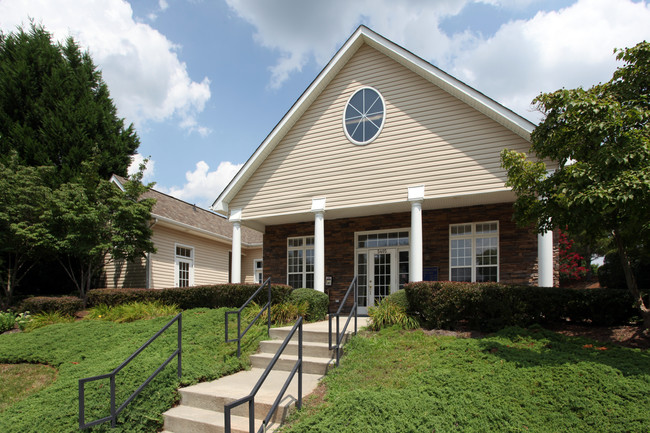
xmin=0 ymin=0 xmax=211 ymax=134
xmin=225 ymin=0 xmax=650 ymax=121
xmin=163 ymin=161 xmax=243 ymax=209
xmin=128 ymin=154 xmax=156 ymax=183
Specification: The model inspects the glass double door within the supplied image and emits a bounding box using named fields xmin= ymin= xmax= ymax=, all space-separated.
xmin=357 ymin=248 xmax=408 ymax=315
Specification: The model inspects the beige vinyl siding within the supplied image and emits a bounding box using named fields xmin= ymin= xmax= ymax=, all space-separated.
xmin=230 ymin=44 xmax=532 ymax=217
xmin=149 ymin=225 xmax=231 ymax=289
xmin=241 ymin=247 xmax=263 ymax=284
xmin=101 ymin=256 xmax=147 ymax=288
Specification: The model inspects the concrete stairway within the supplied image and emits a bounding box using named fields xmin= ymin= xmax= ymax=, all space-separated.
xmin=162 ymin=317 xmax=367 ymax=433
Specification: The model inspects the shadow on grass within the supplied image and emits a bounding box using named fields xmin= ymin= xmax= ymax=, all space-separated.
xmin=478 ymin=326 xmax=650 ymax=377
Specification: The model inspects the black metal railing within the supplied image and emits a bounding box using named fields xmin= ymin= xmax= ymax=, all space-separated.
xmin=225 ymin=278 xmax=272 ymax=357
xmin=328 ymin=276 xmax=358 ymax=366
xmin=224 ymin=316 xmax=303 ymax=433
xmin=78 ymin=313 xmax=182 ymax=429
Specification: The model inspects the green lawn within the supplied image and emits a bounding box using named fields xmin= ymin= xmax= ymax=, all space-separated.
xmin=280 ymin=326 xmax=650 ymax=433
xmin=0 ymin=308 xmax=265 ymax=433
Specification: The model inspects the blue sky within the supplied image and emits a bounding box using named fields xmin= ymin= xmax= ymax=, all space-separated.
xmin=1 ymin=0 xmax=649 ymax=209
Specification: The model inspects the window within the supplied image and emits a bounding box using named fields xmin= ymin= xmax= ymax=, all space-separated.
xmin=343 ymin=87 xmax=385 ymax=145
xmin=175 ymin=244 xmax=194 ymax=287
xmin=254 ymin=259 xmax=263 ymax=284
xmin=287 ymin=236 xmax=314 ymax=288
xmin=449 ymin=222 xmax=498 ymax=282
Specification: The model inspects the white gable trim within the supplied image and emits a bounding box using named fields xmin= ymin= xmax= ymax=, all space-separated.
xmin=211 ymin=26 xmax=535 ymax=215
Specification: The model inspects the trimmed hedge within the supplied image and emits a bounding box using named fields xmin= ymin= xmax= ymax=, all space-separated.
xmin=405 ymin=281 xmax=637 ymax=332
xmin=289 ymin=288 xmax=329 ymax=321
xmin=88 ymin=283 xmax=293 ymax=309
xmin=384 ymin=289 xmax=409 ymax=310
xmin=20 ymin=296 xmax=84 ymax=316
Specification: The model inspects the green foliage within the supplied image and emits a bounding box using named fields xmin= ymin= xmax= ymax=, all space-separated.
xmin=85 ymin=302 xmax=179 ymax=323
xmin=0 ymin=24 xmax=138 ymax=184
xmin=404 ymin=281 xmax=637 ymax=331
xmin=367 ymin=298 xmax=418 ymax=331
xmin=0 ymin=311 xmax=16 ymax=333
xmin=501 ymin=41 xmax=650 ymax=325
xmin=289 ymin=288 xmax=329 ymax=321
xmin=14 ymin=312 xmax=32 ymax=331
xmin=0 ymin=155 xmax=54 ymax=308
xmin=44 ymin=171 xmax=156 ymax=303
xmin=244 ymin=301 xmax=308 ymax=326
xmin=88 ymin=284 xmax=293 ymax=309
xmin=20 ymin=296 xmax=84 ymax=316
xmin=281 ymin=327 xmax=650 ymax=433
xmin=23 ymin=311 xmax=73 ymax=332
xmin=384 ymin=289 xmax=410 ymax=310
xmin=0 ymin=364 xmax=57 ymax=412
xmin=0 ymin=308 xmax=264 ymax=432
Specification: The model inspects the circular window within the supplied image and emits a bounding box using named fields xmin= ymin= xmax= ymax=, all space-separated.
xmin=343 ymin=87 xmax=385 ymax=145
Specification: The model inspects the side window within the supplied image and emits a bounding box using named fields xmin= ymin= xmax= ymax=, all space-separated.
xmin=287 ymin=236 xmax=315 ymax=288
xmin=175 ymin=245 xmax=194 ymax=287
xmin=449 ymin=222 xmax=498 ymax=282
xmin=254 ymin=259 xmax=263 ymax=284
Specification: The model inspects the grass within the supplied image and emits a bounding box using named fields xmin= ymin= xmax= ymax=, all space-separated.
xmin=0 ymin=363 xmax=57 ymax=412
xmin=0 ymin=307 xmax=266 ymax=433
xmin=280 ymin=325 xmax=650 ymax=433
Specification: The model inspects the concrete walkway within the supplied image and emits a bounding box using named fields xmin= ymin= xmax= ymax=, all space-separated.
xmin=162 ymin=316 xmax=367 ymax=433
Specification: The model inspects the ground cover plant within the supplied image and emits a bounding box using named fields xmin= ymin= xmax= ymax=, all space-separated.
xmin=279 ymin=326 xmax=650 ymax=433
xmin=0 ymin=307 xmax=267 ymax=433
xmin=0 ymin=363 xmax=57 ymax=412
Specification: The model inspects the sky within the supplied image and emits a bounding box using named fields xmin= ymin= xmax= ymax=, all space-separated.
xmin=1 ymin=0 xmax=649 ymax=210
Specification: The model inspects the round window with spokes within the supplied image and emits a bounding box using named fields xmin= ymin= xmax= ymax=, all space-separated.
xmin=343 ymin=86 xmax=385 ymax=145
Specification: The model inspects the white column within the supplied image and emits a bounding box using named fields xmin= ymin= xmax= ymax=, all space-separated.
xmin=311 ymin=198 xmax=326 ymax=293
xmin=538 ymin=230 xmax=554 ymax=287
xmin=230 ymin=208 xmax=242 ymax=284
xmin=408 ymin=186 xmax=425 ymax=282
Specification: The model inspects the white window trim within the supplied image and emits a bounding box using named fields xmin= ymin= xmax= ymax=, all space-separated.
xmin=174 ymin=243 xmax=194 ymax=288
xmin=254 ymin=259 xmax=263 ymax=284
xmin=287 ymin=236 xmax=314 ymax=288
xmin=449 ymin=221 xmax=499 ymax=282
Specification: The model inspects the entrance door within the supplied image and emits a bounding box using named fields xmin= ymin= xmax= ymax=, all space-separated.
xmin=358 ymin=248 xmax=399 ymax=314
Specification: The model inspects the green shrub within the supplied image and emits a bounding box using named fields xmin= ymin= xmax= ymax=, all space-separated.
xmin=85 ymin=301 xmax=180 ymax=323
xmin=15 ymin=311 xmax=32 ymax=331
xmin=23 ymin=311 xmax=74 ymax=332
xmin=405 ymin=281 xmax=637 ymax=332
xmin=88 ymin=283 xmax=292 ymax=309
xmin=244 ymin=301 xmax=308 ymax=325
xmin=384 ymin=289 xmax=410 ymax=310
xmin=0 ymin=311 xmax=16 ymax=333
xmin=289 ymin=288 xmax=329 ymax=321
xmin=368 ymin=299 xmax=419 ymax=331
xmin=20 ymin=296 xmax=83 ymax=316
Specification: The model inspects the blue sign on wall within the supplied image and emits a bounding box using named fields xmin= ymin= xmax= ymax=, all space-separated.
xmin=423 ymin=266 xmax=438 ymax=281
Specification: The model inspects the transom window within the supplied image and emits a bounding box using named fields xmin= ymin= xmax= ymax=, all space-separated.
xmin=343 ymin=87 xmax=385 ymax=145
xmin=449 ymin=222 xmax=499 ymax=282
xmin=287 ymin=236 xmax=314 ymax=288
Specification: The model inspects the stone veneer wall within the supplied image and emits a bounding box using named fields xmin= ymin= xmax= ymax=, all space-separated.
xmin=263 ymin=202 xmax=557 ymax=312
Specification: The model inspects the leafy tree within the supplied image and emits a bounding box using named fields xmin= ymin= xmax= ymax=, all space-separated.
xmin=501 ymin=41 xmax=650 ymax=327
xmin=0 ymin=23 xmax=139 ymax=184
xmin=0 ymin=155 xmax=54 ymax=308
xmin=44 ymin=165 xmax=156 ymax=304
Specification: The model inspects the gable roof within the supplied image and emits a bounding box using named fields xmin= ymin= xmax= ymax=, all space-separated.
xmin=111 ymin=175 xmax=262 ymax=246
xmin=211 ymin=25 xmax=536 ymax=216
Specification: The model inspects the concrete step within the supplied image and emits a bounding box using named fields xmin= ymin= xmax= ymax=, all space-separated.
xmin=176 ymin=368 xmax=321 ymax=422
xmin=249 ymin=353 xmax=334 ymax=375
xmin=163 ymin=405 xmax=279 ymax=433
xmin=258 ymin=339 xmax=333 ymax=358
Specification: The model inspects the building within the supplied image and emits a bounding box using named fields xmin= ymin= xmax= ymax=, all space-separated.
xmin=212 ymin=26 xmax=557 ymax=313
xmin=102 ymin=175 xmax=263 ymax=289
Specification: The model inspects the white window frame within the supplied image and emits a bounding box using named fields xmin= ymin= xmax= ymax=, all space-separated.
xmin=449 ymin=221 xmax=499 ymax=282
xmin=254 ymin=259 xmax=263 ymax=284
xmin=287 ymin=236 xmax=314 ymax=288
xmin=174 ymin=243 xmax=194 ymax=288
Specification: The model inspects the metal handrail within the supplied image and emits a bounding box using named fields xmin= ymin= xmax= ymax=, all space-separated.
xmin=224 ymin=316 xmax=303 ymax=433
xmin=78 ymin=313 xmax=182 ymax=429
xmin=225 ymin=278 xmax=272 ymax=357
xmin=328 ymin=276 xmax=358 ymax=366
